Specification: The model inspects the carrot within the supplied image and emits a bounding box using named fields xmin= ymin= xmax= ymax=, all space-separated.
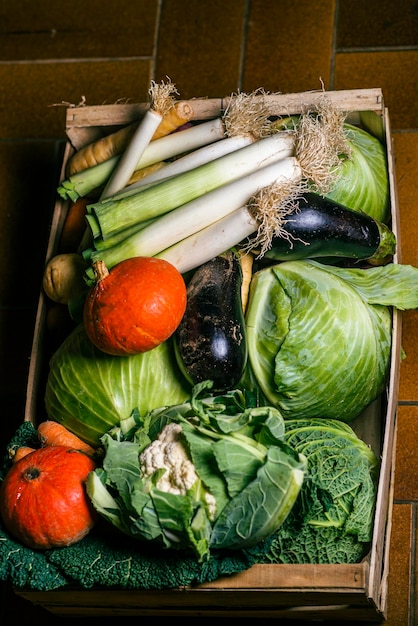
xmin=37 ymin=421 xmax=97 ymax=457
xmin=66 ymin=100 xmax=194 ymax=177
xmin=59 ymin=196 xmax=91 ymax=253
xmin=9 ymin=446 xmax=36 ymax=463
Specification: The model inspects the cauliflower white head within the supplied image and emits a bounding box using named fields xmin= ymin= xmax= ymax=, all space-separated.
xmin=139 ymin=422 xmax=216 ymax=518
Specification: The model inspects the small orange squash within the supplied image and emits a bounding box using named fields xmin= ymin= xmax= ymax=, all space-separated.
xmin=83 ymin=257 xmax=187 ymax=356
xmin=0 ymin=446 xmax=96 ymax=550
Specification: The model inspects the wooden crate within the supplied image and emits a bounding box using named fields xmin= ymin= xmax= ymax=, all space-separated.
xmin=17 ymin=89 xmax=401 ymax=621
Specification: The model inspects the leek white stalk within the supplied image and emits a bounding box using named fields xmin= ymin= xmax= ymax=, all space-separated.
xmin=112 ymin=134 xmax=256 ymax=198
xmin=100 ymin=79 xmax=180 ymax=198
xmin=87 ymin=131 xmax=296 ymax=240
xmin=156 ymin=207 xmax=259 ymax=275
xmin=58 ymin=118 xmax=226 ymax=201
xmin=88 ymin=157 xmax=301 ymax=270
xmin=100 ymin=109 xmax=163 ymax=199
xmin=155 ymin=162 xmax=304 ymax=274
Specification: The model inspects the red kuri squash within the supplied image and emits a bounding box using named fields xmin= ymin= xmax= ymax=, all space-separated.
xmin=0 ymin=446 xmax=96 ymax=550
xmin=83 ymin=257 xmax=187 ymax=356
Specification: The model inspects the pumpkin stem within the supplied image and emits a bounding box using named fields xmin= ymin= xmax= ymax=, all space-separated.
xmin=23 ymin=467 xmax=40 ymax=481
xmin=92 ymin=260 xmax=110 ymax=283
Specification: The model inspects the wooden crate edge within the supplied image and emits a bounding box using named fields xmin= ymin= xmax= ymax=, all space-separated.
xmin=365 ymin=107 xmax=402 ymax=616
xmin=65 ymin=88 xmax=385 ymax=150
xmin=19 ymin=90 xmax=396 ymax=619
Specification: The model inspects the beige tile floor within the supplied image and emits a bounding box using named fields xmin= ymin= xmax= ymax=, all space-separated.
xmin=0 ymin=1 xmax=417 ymax=623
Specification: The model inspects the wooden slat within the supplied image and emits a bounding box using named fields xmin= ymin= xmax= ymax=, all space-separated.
xmin=65 ymin=98 xmax=221 ymax=128
xmin=198 ymin=562 xmax=367 ymax=590
xmin=16 ymin=593 xmax=384 ymax=621
xmin=18 ymin=586 xmax=372 ymax=611
xmin=23 ymin=142 xmax=73 ymax=426
xmin=365 ymin=108 xmax=401 ymax=610
xmin=66 ymin=88 xmax=384 ymax=129
xmin=65 ymin=88 xmax=384 ymax=149
xmin=224 ymin=88 xmax=384 ymax=116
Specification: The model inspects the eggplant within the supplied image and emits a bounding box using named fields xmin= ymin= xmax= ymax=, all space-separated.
xmin=262 ymin=193 xmax=396 ymax=264
xmin=174 ymin=250 xmax=247 ymax=393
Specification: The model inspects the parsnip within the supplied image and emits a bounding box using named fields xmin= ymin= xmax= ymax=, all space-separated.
xmin=43 ymin=253 xmax=87 ymax=304
xmin=238 ymin=250 xmax=254 ymax=313
xmin=67 ymin=100 xmax=194 ymax=177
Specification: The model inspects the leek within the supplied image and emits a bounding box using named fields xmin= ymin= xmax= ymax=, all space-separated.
xmin=82 ymin=217 xmax=156 ymax=259
xmin=82 ymin=98 xmax=351 ymax=281
xmin=85 ymin=157 xmax=301 ymax=275
xmin=111 ymin=134 xmax=256 ymax=198
xmin=156 ymin=208 xmax=259 ymax=275
xmin=100 ymin=79 xmax=180 ymax=199
xmin=100 ymin=109 xmax=163 ymax=199
xmin=57 ymin=118 xmax=226 ymax=201
xmin=87 ymin=132 xmax=296 ymax=240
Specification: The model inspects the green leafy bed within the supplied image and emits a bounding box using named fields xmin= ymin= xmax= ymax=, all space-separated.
xmin=0 ymin=423 xmax=275 ymax=591
xmin=0 ymin=400 xmax=379 ymax=592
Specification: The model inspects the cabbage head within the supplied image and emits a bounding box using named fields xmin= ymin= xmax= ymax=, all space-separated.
xmin=45 ymin=324 xmax=191 ymax=445
xmin=325 ymin=123 xmax=390 ymax=223
xmin=261 ymin=418 xmax=379 ymax=564
xmin=245 ymin=260 xmax=396 ymax=422
xmin=86 ymin=383 xmax=306 ymax=562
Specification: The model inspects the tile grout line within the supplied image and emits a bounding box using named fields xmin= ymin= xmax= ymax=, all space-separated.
xmin=398 ymin=401 xmax=418 ymax=406
xmin=329 ymin=0 xmax=340 ymax=90
xmin=336 ymin=45 xmax=418 ymax=53
xmin=236 ymin=0 xmax=251 ymax=93
xmin=0 ymin=57 xmax=154 ymax=65
xmin=409 ymin=503 xmax=416 ymax=626
xmin=151 ymin=0 xmax=163 ymax=82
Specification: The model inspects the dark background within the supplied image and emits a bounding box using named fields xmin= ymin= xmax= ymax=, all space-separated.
xmin=0 ymin=1 xmax=417 ymax=623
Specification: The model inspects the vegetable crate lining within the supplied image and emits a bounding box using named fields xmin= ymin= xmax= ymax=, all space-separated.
xmin=19 ymin=88 xmax=400 ymax=621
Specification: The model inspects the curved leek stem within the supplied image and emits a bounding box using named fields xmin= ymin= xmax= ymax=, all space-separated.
xmin=100 ymin=109 xmax=163 ymax=199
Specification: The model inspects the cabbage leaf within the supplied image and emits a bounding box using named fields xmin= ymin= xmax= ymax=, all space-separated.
xmin=325 ymin=123 xmax=390 ymax=223
xmin=262 ymin=418 xmax=379 ymax=564
xmin=44 ymin=323 xmax=191 ymax=445
xmin=245 ymin=260 xmax=418 ymax=422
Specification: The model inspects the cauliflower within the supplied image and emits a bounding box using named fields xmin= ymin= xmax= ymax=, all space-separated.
xmin=139 ymin=422 xmax=216 ymax=518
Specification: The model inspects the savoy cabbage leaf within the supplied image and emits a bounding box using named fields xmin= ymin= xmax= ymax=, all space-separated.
xmin=261 ymin=418 xmax=379 ymax=564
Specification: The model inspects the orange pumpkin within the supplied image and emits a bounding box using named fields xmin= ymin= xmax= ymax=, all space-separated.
xmin=0 ymin=446 xmax=96 ymax=550
xmin=83 ymin=257 xmax=187 ymax=356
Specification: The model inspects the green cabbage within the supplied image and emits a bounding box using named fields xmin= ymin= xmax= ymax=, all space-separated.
xmin=325 ymin=123 xmax=390 ymax=223
xmin=44 ymin=324 xmax=191 ymax=445
xmin=262 ymin=418 xmax=379 ymax=564
xmin=245 ymin=260 xmax=418 ymax=422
